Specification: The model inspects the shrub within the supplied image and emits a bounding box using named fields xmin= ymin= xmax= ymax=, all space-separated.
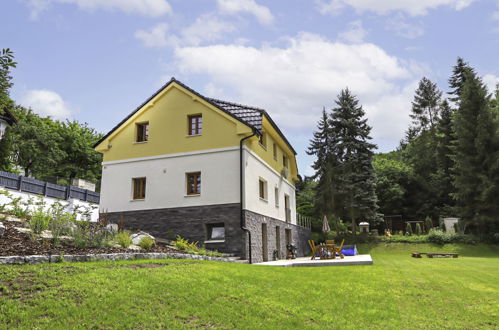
xmin=415 ymin=223 xmax=422 ymax=236
xmin=427 ymin=229 xmax=478 ymax=245
xmin=139 ymin=237 xmax=155 ymax=250
xmin=115 ymin=231 xmax=132 ymax=248
xmin=173 ymin=235 xmax=190 ymax=250
xmin=405 ymin=223 xmax=413 ymax=236
xmin=425 ymin=216 xmax=433 ymax=233
xmin=29 ymin=210 xmax=51 ymax=234
xmin=72 ymin=222 xmax=113 ymax=248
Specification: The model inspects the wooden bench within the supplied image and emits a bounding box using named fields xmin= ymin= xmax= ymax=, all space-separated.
xmin=412 ymin=252 xmax=458 ymax=258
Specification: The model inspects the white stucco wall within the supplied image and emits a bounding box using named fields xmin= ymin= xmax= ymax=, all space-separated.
xmin=0 ymin=188 xmax=99 ymax=221
xmin=100 ymin=147 xmax=240 ymax=212
xmin=243 ymin=148 xmax=296 ymax=224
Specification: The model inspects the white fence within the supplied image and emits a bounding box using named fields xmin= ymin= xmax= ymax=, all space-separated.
xmin=0 ymin=188 xmax=99 ymax=222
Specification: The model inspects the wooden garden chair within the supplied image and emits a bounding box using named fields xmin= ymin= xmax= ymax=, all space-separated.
xmin=308 ymin=240 xmax=320 ymax=260
xmin=334 ymin=239 xmax=345 ymax=259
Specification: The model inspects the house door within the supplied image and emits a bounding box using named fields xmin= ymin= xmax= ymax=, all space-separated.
xmin=262 ymin=223 xmax=268 ymax=262
xmin=285 ymin=228 xmax=292 ymax=247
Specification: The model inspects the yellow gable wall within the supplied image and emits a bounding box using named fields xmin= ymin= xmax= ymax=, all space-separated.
xmin=246 ymin=116 xmax=299 ymax=184
xmin=96 ymin=83 xmax=252 ymax=162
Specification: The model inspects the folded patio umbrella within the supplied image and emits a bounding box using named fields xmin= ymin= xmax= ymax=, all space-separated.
xmin=322 ymin=215 xmax=331 ymax=232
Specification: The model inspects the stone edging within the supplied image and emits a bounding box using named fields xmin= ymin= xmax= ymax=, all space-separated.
xmin=0 ymin=252 xmax=242 ymax=265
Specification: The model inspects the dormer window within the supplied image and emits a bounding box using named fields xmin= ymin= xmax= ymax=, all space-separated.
xmin=188 ymin=115 xmax=202 ymax=136
xmin=136 ymin=122 xmax=149 ymax=142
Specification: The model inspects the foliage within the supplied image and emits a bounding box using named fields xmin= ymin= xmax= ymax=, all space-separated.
xmin=425 ymin=216 xmax=433 ymax=233
xmin=405 ymin=223 xmax=413 ymax=236
xmin=172 ymin=235 xmax=220 ymax=256
xmin=410 ymin=77 xmax=442 ymax=132
xmin=452 ymin=70 xmax=499 ymax=236
xmin=427 ymin=229 xmax=478 ymax=245
xmin=115 ymin=231 xmax=132 ymax=248
xmin=415 ymin=223 xmax=422 ymax=235
xmin=29 ymin=210 xmax=51 ymax=235
xmin=72 ymin=222 xmax=112 ymax=249
xmin=138 ymin=237 xmax=155 ymax=250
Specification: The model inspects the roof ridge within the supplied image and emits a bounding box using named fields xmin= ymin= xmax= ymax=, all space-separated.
xmin=206 ymin=97 xmax=265 ymax=113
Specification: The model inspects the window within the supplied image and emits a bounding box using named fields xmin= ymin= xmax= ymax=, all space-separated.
xmin=136 ymin=122 xmax=149 ymax=142
xmin=188 ymin=115 xmax=202 ymax=136
xmin=186 ymin=172 xmax=201 ymax=195
xmin=283 ymin=155 xmax=288 ymax=168
xmin=274 ymin=187 xmax=279 ymax=207
xmin=259 ymin=178 xmax=267 ymax=200
xmin=206 ymin=223 xmax=225 ymax=241
xmin=132 ymin=177 xmax=146 ymax=200
xmin=259 ymin=132 xmax=266 ymax=149
xmin=273 ymin=143 xmax=277 ymax=160
xmin=284 ymin=194 xmax=291 ymax=222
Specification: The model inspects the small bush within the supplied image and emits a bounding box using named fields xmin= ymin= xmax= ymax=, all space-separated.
xmin=72 ymin=222 xmax=113 ymax=248
xmin=405 ymin=223 xmax=413 ymax=236
xmin=173 ymin=236 xmax=190 ymax=250
xmin=115 ymin=231 xmax=132 ymax=248
xmin=139 ymin=237 xmax=155 ymax=250
xmin=29 ymin=210 xmax=51 ymax=234
xmin=427 ymin=229 xmax=478 ymax=245
xmin=425 ymin=217 xmax=433 ymax=233
xmin=415 ymin=223 xmax=422 ymax=236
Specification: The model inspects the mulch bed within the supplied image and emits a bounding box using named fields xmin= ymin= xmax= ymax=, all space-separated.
xmin=0 ymin=221 xmax=186 ymax=256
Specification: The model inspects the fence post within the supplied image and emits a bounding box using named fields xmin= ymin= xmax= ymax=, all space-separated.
xmin=66 ymin=185 xmax=71 ymax=200
xmin=84 ymin=189 xmax=88 ymax=202
xmin=43 ymin=182 xmax=48 ymax=196
xmin=18 ymin=175 xmax=23 ymax=191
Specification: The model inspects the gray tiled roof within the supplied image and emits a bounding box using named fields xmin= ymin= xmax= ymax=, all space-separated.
xmin=206 ymin=98 xmax=263 ymax=131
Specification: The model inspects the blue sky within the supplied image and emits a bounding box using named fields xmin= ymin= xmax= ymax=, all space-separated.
xmin=2 ymin=0 xmax=499 ymax=175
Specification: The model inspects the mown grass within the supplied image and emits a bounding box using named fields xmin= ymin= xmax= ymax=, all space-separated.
xmin=0 ymin=243 xmax=498 ymax=329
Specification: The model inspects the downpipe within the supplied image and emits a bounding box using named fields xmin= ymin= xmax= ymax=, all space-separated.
xmin=240 ymin=129 xmax=258 ymax=264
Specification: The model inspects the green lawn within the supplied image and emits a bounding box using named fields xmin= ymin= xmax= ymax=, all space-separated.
xmin=1 ymin=243 xmax=498 ymax=329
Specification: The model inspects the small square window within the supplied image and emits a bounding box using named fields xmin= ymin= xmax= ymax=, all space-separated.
xmin=186 ymin=172 xmax=201 ymax=195
xmin=132 ymin=177 xmax=146 ymax=200
xmin=207 ymin=223 xmax=225 ymax=241
xmin=188 ymin=115 xmax=202 ymax=136
xmin=259 ymin=178 xmax=267 ymax=200
xmin=136 ymin=122 xmax=149 ymax=142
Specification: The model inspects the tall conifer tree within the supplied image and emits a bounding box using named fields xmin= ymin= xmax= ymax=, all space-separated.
xmin=448 ymin=57 xmax=474 ymax=104
xmin=329 ymin=89 xmax=379 ymax=233
xmin=410 ymin=77 xmax=442 ymax=132
xmin=452 ymin=70 xmax=498 ymax=235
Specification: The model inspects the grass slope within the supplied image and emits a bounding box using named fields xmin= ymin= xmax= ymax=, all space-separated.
xmin=0 ymin=243 xmax=498 ymax=329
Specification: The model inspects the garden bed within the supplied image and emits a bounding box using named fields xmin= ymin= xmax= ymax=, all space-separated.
xmin=0 ymin=221 xmax=185 ymax=257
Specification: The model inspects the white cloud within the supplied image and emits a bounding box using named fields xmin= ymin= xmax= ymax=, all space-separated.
xmin=27 ymin=0 xmax=172 ymax=19
xmin=181 ymin=13 xmax=236 ymax=46
xmin=338 ymin=20 xmax=367 ymax=43
xmin=385 ymin=13 xmax=425 ymax=39
xmin=135 ymin=23 xmax=169 ymax=47
xmin=316 ymin=0 xmax=477 ymax=16
xmin=483 ymin=74 xmax=499 ymax=93
xmin=174 ymin=33 xmax=420 ymax=151
xmin=21 ymin=90 xmax=73 ymax=119
xmin=217 ymin=0 xmax=274 ymax=25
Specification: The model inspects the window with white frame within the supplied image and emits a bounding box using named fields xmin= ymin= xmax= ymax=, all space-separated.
xmin=259 ymin=178 xmax=267 ymax=201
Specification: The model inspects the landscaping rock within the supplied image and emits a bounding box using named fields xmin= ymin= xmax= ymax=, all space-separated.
xmin=106 ymin=223 xmax=119 ymax=233
xmin=0 ymin=222 xmax=4 ymax=237
xmin=130 ymin=231 xmax=155 ymax=245
xmin=128 ymin=244 xmax=141 ymax=251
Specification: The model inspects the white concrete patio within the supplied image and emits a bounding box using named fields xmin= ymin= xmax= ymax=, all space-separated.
xmin=255 ymin=254 xmax=373 ymax=267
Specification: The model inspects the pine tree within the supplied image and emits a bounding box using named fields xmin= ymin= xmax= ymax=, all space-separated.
xmin=448 ymin=57 xmax=475 ymax=104
xmin=329 ymin=89 xmax=380 ymax=234
xmin=452 ymin=70 xmax=498 ymax=236
xmin=434 ymin=100 xmax=455 ymax=213
xmin=410 ymin=77 xmax=442 ymax=132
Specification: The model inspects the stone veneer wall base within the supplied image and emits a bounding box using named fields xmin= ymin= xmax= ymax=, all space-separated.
xmin=0 ymin=252 xmax=244 ymax=265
